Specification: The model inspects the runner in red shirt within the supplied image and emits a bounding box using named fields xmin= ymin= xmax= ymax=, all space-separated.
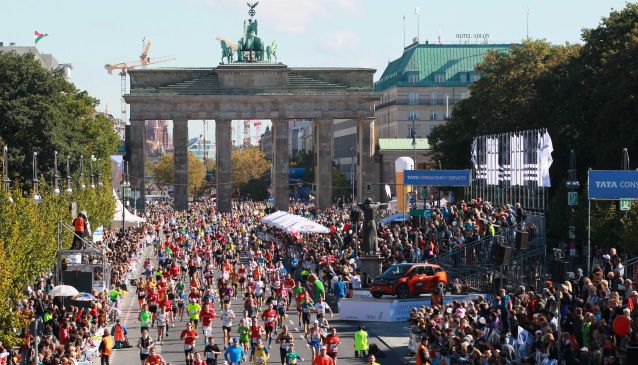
xmin=261 ymin=303 xmax=278 ymax=348
xmin=324 ymin=327 xmax=341 ymax=364
xmin=180 ymin=322 xmax=199 ymax=365
xmin=199 ymin=302 xmax=217 ymax=339
xmin=249 ymin=318 xmax=264 ymax=360
xmin=144 ymin=347 xmax=166 ymax=365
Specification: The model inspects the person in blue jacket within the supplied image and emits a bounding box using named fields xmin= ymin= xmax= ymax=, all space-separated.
xmin=224 ymin=337 xmax=245 ymax=364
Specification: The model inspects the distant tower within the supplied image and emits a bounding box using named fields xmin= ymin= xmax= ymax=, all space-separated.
xmin=243 ymin=120 xmax=251 ymax=147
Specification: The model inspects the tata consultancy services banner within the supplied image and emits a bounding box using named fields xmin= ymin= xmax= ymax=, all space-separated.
xmin=404 ymin=170 xmax=471 ymax=186
xmin=588 ymin=170 xmax=638 ymax=200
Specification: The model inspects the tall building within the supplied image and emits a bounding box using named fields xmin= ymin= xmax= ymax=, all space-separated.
xmin=145 ymin=120 xmax=172 ymax=155
xmin=374 ymin=42 xmax=512 ymax=141
xmin=329 ymin=41 xmax=513 ymax=199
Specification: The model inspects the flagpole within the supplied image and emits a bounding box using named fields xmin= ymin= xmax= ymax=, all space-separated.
xmin=402 ymin=16 xmax=407 ymax=48
xmin=526 ymin=6 xmax=530 ymax=39
xmin=415 ymin=7 xmax=420 ymax=43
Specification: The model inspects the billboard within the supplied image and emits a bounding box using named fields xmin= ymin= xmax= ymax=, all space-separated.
xmin=588 ymin=170 xmax=638 ymax=200
xmin=403 ymin=170 xmax=471 ymax=186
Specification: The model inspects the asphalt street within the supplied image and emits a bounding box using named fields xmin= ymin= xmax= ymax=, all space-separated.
xmin=108 ymin=243 xmax=406 ymax=365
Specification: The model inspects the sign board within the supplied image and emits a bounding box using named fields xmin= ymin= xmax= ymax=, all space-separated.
xmin=588 ymin=170 xmax=638 ymax=200
xmin=620 ymin=200 xmax=632 ymax=211
xmin=92 ymin=226 xmax=104 ymax=243
xmin=404 ymin=170 xmax=471 ymax=187
xmin=123 ymin=187 xmax=132 ymax=198
xmin=567 ymin=192 xmax=578 ymax=206
xmin=410 ymin=208 xmax=424 ymax=217
xmin=424 ymin=208 xmax=433 ymax=219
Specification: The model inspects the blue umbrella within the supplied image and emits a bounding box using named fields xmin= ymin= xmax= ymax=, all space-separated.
xmin=72 ymin=292 xmax=97 ymax=302
xmin=379 ymin=213 xmax=409 ymax=225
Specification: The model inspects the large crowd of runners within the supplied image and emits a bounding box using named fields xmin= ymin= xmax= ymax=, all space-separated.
xmin=128 ymin=201 xmax=374 ymax=365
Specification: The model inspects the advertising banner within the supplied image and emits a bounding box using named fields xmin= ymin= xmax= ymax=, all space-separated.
xmin=403 ymin=170 xmax=471 ymax=186
xmin=588 ymin=170 xmax=638 ymax=200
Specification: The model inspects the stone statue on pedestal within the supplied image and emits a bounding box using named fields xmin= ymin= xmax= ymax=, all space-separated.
xmin=357 ymin=198 xmax=387 ymax=256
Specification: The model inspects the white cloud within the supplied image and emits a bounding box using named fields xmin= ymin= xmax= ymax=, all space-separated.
xmin=321 ymin=30 xmax=360 ymax=56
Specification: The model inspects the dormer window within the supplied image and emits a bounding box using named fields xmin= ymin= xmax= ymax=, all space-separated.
xmin=407 ymin=74 xmax=419 ymax=83
xmin=435 ymin=73 xmax=445 ymax=83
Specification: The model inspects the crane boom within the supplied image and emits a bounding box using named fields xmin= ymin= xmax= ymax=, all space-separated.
xmin=215 ymin=35 xmax=238 ymax=50
xmin=140 ymin=40 xmax=151 ymax=64
xmin=105 ymin=55 xmax=176 ymax=75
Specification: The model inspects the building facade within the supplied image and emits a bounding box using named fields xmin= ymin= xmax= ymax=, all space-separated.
xmin=374 ymin=42 xmax=512 ymax=141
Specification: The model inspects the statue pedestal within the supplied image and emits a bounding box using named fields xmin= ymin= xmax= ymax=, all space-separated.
xmin=359 ymin=255 xmax=384 ymax=279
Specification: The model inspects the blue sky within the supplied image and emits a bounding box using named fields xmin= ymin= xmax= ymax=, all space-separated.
xmin=2 ymin=0 xmax=630 ymax=141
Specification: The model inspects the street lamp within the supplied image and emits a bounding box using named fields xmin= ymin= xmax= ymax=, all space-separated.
xmin=32 ymin=152 xmax=42 ymax=203
xmin=566 ymin=149 xmax=580 ymax=269
xmin=79 ymin=155 xmax=86 ymax=190
xmin=89 ymin=154 xmax=96 ymax=189
xmin=97 ymin=157 xmax=103 ymax=188
xmin=65 ymin=155 xmax=73 ymax=194
xmin=53 ymin=151 xmax=60 ymax=195
xmin=2 ymin=146 xmax=12 ymax=203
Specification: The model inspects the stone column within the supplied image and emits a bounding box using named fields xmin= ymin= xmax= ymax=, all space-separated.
xmin=172 ymin=120 xmax=189 ymax=211
xmin=314 ymin=119 xmax=333 ymax=209
xmin=215 ymin=120 xmax=233 ymax=213
xmin=356 ymin=117 xmax=377 ymax=203
xmin=129 ymin=120 xmax=146 ymax=212
xmin=271 ymin=119 xmax=289 ymax=211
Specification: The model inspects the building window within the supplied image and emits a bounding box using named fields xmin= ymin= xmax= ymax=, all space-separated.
xmin=407 ymin=74 xmax=419 ymax=83
xmin=435 ymin=73 xmax=445 ymax=83
xmin=430 ymin=92 xmax=438 ymax=105
xmin=430 ymin=111 xmax=438 ymax=120
xmin=460 ymin=73 xmax=467 ymax=83
xmin=470 ymin=73 xmax=481 ymax=82
xmin=408 ymin=111 xmax=419 ymax=120
xmin=408 ymin=92 xmax=419 ymax=105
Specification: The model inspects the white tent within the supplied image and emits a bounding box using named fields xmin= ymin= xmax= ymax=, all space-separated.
xmin=260 ymin=211 xmax=330 ymax=234
xmin=111 ymin=189 xmax=146 ymax=228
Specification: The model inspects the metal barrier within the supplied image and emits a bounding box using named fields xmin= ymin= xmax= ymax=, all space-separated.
xmin=429 ymin=212 xmax=546 ymax=292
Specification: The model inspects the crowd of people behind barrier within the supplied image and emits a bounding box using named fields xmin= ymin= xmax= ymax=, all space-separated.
xmin=2 ymin=194 xmax=637 ymax=365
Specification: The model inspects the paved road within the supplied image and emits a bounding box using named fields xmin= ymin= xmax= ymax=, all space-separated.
xmin=109 ymin=244 xmax=406 ymax=365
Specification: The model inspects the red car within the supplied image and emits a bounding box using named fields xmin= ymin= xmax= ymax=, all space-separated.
xmin=370 ymin=263 xmax=448 ymax=299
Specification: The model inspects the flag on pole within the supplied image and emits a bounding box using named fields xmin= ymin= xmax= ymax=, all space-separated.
xmin=34 ymin=31 xmax=48 ymax=45
xmin=414 ymin=7 xmax=420 ymax=15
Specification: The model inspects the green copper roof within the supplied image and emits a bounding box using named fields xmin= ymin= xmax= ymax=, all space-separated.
xmin=378 ymin=138 xmax=430 ymax=151
xmin=375 ymin=43 xmax=513 ymax=91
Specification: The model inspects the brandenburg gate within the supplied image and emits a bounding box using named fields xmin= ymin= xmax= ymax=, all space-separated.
xmin=124 ymin=4 xmax=380 ymax=212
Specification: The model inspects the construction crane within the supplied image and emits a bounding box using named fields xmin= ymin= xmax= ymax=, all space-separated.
xmin=215 ymin=35 xmax=238 ymax=51
xmin=105 ymin=39 xmax=176 ymax=125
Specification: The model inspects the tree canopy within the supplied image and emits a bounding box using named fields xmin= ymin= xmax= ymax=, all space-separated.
xmin=150 ymin=152 xmax=207 ymax=195
xmin=0 ymin=51 xmax=120 ymax=186
xmin=429 ymin=3 xmax=638 ymax=248
xmin=231 ymin=147 xmax=272 ymax=189
xmin=0 ymin=50 xmax=119 ymax=344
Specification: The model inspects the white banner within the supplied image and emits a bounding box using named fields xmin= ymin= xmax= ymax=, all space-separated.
xmin=92 ymin=226 xmax=104 ymax=243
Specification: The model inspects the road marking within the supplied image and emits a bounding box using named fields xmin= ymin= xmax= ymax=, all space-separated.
xmin=294 ymin=327 xmax=299 ymax=332
xmin=289 ymin=319 xmax=294 ymax=325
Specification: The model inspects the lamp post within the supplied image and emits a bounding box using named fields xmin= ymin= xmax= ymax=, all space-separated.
xmin=79 ymin=155 xmax=86 ymax=190
xmin=65 ymin=155 xmax=73 ymax=194
xmin=89 ymin=155 xmax=96 ymax=189
xmin=53 ymin=151 xmax=60 ymax=195
xmin=97 ymin=157 xmax=103 ymax=188
xmin=3 ymin=146 xmax=12 ymax=203
xmin=350 ymin=147 xmax=356 ymax=203
xmin=120 ymin=161 xmax=130 ymax=231
xmin=566 ymin=149 xmax=579 ymax=269
xmin=32 ymin=152 xmax=42 ymax=203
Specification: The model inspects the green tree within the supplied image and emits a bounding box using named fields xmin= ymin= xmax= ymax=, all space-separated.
xmin=0 ymin=51 xmax=120 ymax=186
xmin=0 ymin=51 xmax=118 ymax=344
xmin=150 ymin=152 xmax=206 ymax=195
xmin=231 ymin=147 xmax=272 ymax=189
xmin=429 ymin=3 xmax=638 ymax=250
